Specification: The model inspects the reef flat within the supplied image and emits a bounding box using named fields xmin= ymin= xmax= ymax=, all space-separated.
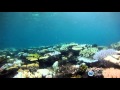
xmin=1 ymin=41 xmax=120 ymax=78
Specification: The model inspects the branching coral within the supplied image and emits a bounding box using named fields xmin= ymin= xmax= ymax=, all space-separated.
xmin=92 ymin=49 xmax=120 ymax=67
xmin=93 ymin=49 xmax=117 ymax=60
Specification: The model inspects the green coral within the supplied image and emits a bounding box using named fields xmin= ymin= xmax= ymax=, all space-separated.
xmin=79 ymin=47 xmax=98 ymax=58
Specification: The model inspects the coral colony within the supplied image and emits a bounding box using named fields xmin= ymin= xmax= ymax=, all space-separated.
xmin=1 ymin=41 xmax=120 ymax=78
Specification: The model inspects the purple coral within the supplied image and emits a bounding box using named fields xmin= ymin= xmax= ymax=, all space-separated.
xmin=93 ymin=49 xmax=117 ymax=60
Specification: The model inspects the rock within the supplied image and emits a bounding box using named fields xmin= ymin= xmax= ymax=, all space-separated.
xmin=45 ymin=75 xmax=53 ymax=78
xmin=52 ymin=61 xmax=59 ymax=72
xmin=37 ymin=69 xmax=51 ymax=77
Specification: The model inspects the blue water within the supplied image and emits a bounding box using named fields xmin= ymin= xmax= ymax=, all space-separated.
xmin=0 ymin=12 xmax=120 ymax=49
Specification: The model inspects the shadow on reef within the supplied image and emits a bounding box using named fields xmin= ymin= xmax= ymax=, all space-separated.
xmin=0 ymin=68 xmax=18 ymax=78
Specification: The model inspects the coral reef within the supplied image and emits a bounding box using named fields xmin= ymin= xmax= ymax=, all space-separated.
xmin=1 ymin=42 xmax=120 ymax=78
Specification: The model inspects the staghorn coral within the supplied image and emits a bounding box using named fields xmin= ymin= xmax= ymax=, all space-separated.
xmin=93 ymin=49 xmax=117 ymax=60
xmin=92 ymin=49 xmax=120 ymax=67
xmin=102 ymin=68 xmax=120 ymax=78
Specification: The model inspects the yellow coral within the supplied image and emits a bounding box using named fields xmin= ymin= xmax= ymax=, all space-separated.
xmin=26 ymin=53 xmax=40 ymax=61
xmin=39 ymin=55 xmax=49 ymax=60
xmin=26 ymin=53 xmax=49 ymax=61
xmin=27 ymin=63 xmax=39 ymax=68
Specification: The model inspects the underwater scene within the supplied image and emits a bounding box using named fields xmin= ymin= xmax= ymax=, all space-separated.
xmin=1 ymin=12 xmax=120 ymax=78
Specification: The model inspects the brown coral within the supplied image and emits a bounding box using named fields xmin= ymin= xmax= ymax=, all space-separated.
xmin=102 ymin=68 xmax=120 ymax=78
